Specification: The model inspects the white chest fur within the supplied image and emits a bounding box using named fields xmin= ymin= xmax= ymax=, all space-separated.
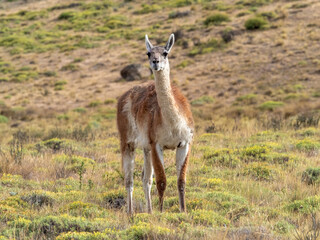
xmin=156 ymin=117 xmax=193 ymax=149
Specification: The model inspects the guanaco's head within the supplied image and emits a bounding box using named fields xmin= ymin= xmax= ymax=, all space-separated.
xmin=145 ymin=34 xmax=175 ymax=71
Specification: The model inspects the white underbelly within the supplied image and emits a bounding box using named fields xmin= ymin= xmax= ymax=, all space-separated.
xmin=157 ymin=124 xmax=193 ymax=149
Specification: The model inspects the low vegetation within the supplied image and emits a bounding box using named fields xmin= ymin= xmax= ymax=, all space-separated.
xmin=0 ymin=0 xmax=319 ymax=239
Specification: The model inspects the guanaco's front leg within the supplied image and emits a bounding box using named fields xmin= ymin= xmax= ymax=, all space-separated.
xmin=151 ymin=143 xmax=166 ymax=212
xmin=176 ymin=143 xmax=190 ymax=212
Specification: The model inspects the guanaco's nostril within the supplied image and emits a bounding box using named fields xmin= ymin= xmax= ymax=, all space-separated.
xmin=156 ymin=60 xmax=159 ymax=63
xmin=153 ymin=60 xmax=156 ymax=64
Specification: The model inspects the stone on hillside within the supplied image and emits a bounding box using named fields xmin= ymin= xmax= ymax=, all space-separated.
xmin=120 ymin=64 xmax=151 ymax=81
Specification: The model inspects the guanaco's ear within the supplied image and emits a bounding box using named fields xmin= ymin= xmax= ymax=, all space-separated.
xmin=164 ymin=33 xmax=175 ymax=53
xmin=145 ymin=34 xmax=153 ymax=52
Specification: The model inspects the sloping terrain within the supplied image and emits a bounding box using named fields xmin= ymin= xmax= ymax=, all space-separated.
xmin=0 ymin=0 xmax=319 ymax=239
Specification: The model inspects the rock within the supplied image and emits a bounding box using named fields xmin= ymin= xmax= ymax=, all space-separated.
xmin=120 ymin=64 xmax=151 ymax=81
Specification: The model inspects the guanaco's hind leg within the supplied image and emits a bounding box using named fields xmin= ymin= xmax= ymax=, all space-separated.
xmin=176 ymin=143 xmax=190 ymax=212
xmin=122 ymin=143 xmax=135 ymax=215
xmin=142 ymin=149 xmax=153 ymax=213
xmin=151 ymin=143 xmax=166 ymax=212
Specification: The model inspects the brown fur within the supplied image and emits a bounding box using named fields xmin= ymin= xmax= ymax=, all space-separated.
xmin=117 ymin=82 xmax=193 ymax=149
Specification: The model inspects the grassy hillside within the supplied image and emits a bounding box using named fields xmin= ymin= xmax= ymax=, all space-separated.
xmin=0 ymin=0 xmax=319 ymax=239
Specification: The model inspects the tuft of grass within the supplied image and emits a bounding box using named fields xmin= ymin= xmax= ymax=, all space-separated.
xmin=134 ymin=4 xmax=162 ymax=14
xmin=312 ymin=90 xmax=320 ymax=98
xmin=236 ymin=94 xmax=257 ymax=104
xmin=88 ymin=100 xmax=102 ymax=108
xmin=286 ymin=196 xmax=320 ymax=214
xmin=0 ymin=115 xmax=9 ymax=123
xmin=245 ymin=17 xmax=268 ymax=30
xmin=290 ymin=3 xmax=309 ymax=9
xmin=191 ymin=96 xmax=214 ymax=106
xmin=296 ymin=139 xmax=320 ymax=152
xmin=258 ymin=101 xmax=284 ymax=111
xmin=61 ymin=64 xmax=79 ymax=72
xmin=244 ymin=162 xmax=278 ymax=181
xmin=104 ymin=99 xmax=116 ymax=105
xmin=236 ymin=0 xmax=272 ymax=7
xmin=302 ymin=168 xmax=320 ymax=185
xmin=176 ymin=59 xmax=194 ymax=69
xmin=43 ymin=71 xmax=57 ymax=77
xmin=204 ymin=13 xmax=230 ymax=26
xmin=189 ymin=39 xmax=225 ymax=56
xmin=73 ymin=107 xmax=87 ymax=113
xmin=203 ymin=148 xmax=240 ymax=168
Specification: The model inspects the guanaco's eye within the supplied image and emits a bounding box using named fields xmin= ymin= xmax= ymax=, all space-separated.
xmin=163 ymin=52 xmax=168 ymax=57
xmin=147 ymin=52 xmax=151 ymax=58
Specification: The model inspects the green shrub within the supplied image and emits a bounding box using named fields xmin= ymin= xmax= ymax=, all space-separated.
xmin=191 ymin=96 xmax=214 ymax=106
xmin=0 ymin=35 xmax=41 ymax=54
xmin=203 ymin=148 xmax=240 ymax=168
xmin=54 ymin=154 xmax=95 ymax=173
xmin=258 ymin=101 xmax=284 ymax=111
xmin=123 ymin=222 xmax=171 ymax=240
xmin=264 ymin=152 xmax=292 ymax=165
xmin=88 ymin=100 xmax=102 ymax=108
xmin=0 ymin=115 xmax=8 ymax=123
xmin=245 ymin=17 xmax=268 ymax=30
xmin=0 ymin=77 xmax=9 ymax=82
xmin=244 ymin=162 xmax=277 ymax=181
xmin=241 ymin=145 xmax=269 ymax=161
xmin=21 ymin=191 xmax=55 ymax=207
xmin=204 ymin=13 xmax=230 ymax=26
xmin=54 ymin=85 xmax=64 ymax=91
xmin=189 ymin=39 xmax=224 ymax=56
xmin=56 ymin=231 xmax=111 ymax=240
xmin=312 ymin=90 xmax=320 ymax=98
xmin=176 ymin=59 xmax=194 ymax=68
xmin=302 ymin=168 xmax=320 ymax=185
xmin=205 ymin=191 xmax=249 ymax=217
xmin=43 ymin=70 xmax=57 ymax=77
xmin=296 ymin=139 xmax=320 ymax=152
xmin=290 ymin=3 xmax=309 ymax=9
xmin=54 ymin=80 xmax=67 ymax=90
xmin=297 ymin=127 xmax=318 ymax=137
xmin=169 ymin=0 xmax=193 ymax=7
xmin=103 ymin=190 xmax=126 ymax=209
xmin=0 ymin=174 xmax=24 ymax=187
xmin=104 ymin=99 xmax=116 ymax=105
xmin=58 ymin=11 xmax=76 ymax=20
xmin=33 ymin=215 xmax=106 ymax=237
xmin=286 ymin=196 xmax=320 ymax=214
xmin=202 ymin=178 xmax=223 ymax=189
xmin=0 ymin=204 xmax=19 ymax=222
xmin=40 ymin=138 xmax=65 ymax=151
xmin=273 ymin=220 xmax=294 ymax=234
xmin=62 ymin=201 xmax=104 ymax=218
xmin=7 ymin=217 xmax=32 ymax=238
xmin=236 ymin=0 xmax=272 ymax=7
xmin=134 ymin=4 xmax=161 ymax=14
xmin=61 ymin=63 xmax=79 ymax=71
xmin=257 ymin=11 xmax=278 ymax=20
xmin=55 ymin=80 xmax=67 ymax=86
xmin=236 ymin=94 xmax=257 ymax=104
xmin=73 ymin=107 xmax=87 ymax=113
xmin=191 ymin=210 xmax=230 ymax=226
xmin=0 ymin=61 xmax=14 ymax=73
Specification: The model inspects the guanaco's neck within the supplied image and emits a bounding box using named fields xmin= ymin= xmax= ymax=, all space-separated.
xmin=153 ymin=64 xmax=181 ymax=125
